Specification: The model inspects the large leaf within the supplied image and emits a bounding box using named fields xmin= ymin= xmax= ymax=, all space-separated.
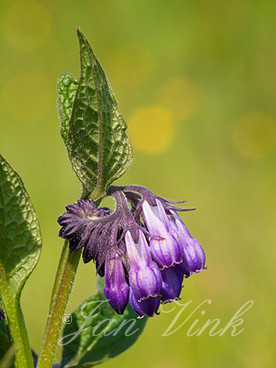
xmin=63 ymin=29 xmax=132 ymax=201
xmin=0 ymin=154 xmax=42 ymax=296
xmin=60 ymin=278 xmax=147 ymax=367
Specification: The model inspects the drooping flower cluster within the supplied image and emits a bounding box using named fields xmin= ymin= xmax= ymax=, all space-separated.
xmin=58 ymin=185 xmax=206 ymax=318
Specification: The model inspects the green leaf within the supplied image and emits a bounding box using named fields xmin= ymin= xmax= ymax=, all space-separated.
xmin=0 ymin=154 xmax=42 ymax=297
xmin=60 ymin=278 xmax=147 ymax=368
xmin=57 ymin=73 xmax=79 ymax=152
xmin=0 ymin=154 xmax=40 ymax=367
xmin=62 ymin=29 xmax=132 ymax=201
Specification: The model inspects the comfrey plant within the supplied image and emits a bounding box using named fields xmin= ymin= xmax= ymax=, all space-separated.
xmin=0 ymin=29 xmax=206 ymax=368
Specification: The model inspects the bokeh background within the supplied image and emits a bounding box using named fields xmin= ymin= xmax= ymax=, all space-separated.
xmin=0 ymin=1 xmax=275 ymax=367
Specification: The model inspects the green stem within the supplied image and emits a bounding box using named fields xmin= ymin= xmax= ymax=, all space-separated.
xmin=0 ymin=263 xmax=33 ymax=368
xmin=36 ymin=242 xmax=81 ymax=368
xmin=48 ymin=240 xmax=71 ymax=316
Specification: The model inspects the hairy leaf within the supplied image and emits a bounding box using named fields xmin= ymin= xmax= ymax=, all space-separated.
xmin=60 ymin=278 xmax=147 ymax=367
xmin=0 ymin=154 xmax=42 ymax=296
xmin=63 ymin=29 xmax=132 ymax=200
xmin=57 ymin=73 xmax=79 ymax=152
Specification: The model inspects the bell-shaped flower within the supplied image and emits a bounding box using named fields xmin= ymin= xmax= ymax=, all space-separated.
xmin=125 ymin=230 xmax=162 ymax=301
xmin=129 ymin=288 xmax=160 ymax=318
xmin=103 ymin=252 xmax=129 ymax=315
xmin=142 ymin=200 xmax=184 ymax=268
xmin=160 ymin=266 xmax=184 ymax=303
xmin=170 ymin=212 xmax=206 ymax=277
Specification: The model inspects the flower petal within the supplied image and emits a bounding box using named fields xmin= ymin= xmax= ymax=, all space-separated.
xmin=129 ymin=288 xmax=160 ymax=318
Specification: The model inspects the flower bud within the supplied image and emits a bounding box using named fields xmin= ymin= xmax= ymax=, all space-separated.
xmin=104 ymin=252 xmax=129 ymax=315
xmin=160 ymin=266 xmax=184 ymax=303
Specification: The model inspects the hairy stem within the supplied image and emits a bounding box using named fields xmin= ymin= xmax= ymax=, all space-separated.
xmin=36 ymin=242 xmax=81 ymax=368
xmin=0 ymin=263 xmax=33 ymax=368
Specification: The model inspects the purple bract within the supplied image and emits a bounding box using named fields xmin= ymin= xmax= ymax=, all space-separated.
xmin=57 ymin=185 xmax=206 ymax=317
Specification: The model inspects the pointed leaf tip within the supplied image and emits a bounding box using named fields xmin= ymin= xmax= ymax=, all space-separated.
xmin=59 ymin=30 xmax=132 ymax=201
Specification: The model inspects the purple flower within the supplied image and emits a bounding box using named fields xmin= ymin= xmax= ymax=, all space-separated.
xmin=169 ymin=211 xmax=206 ymax=277
xmin=142 ymin=200 xmax=184 ymax=268
xmin=125 ymin=230 xmax=162 ymax=301
xmin=57 ymin=185 xmax=206 ymax=318
xmin=129 ymin=288 xmax=160 ymax=318
xmin=103 ymin=251 xmax=129 ymax=315
xmin=160 ymin=266 xmax=184 ymax=303
xmin=58 ymin=200 xmax=111 ymax=255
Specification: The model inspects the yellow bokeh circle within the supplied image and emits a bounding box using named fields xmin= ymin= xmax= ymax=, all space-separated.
xmin=232 ymin=112 xmax=276 ymax=158
xmin=128 ymin=105 xmax=175 ymax=154
xmin=1 ymin=1 xmax=51 ymax=51
xmin=157 ymin=77 xmax=200 ymax=120
xmin=108 ymin=44 xmax=153 ymax=86
xmin=2 ymin=72 xmax=52 ymax=121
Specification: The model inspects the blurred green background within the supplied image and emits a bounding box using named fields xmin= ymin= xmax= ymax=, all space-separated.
xmin=0 ymin=0 xmax=275 ymax=367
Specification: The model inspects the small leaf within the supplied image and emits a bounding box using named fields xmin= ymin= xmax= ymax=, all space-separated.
xmin=0 ymin=154 xmax=42 ymax=297
xmin=60 ymin=278 xmax=147 ymax=368
xmin=57 ymin=73 xmax=79 ymax=152
xmin=64 ymin=29 xmax=132 ymax=200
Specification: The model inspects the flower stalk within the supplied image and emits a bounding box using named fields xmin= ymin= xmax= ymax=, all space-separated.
xmin=36 ymin=242 xmax=81 ymax=368
xmin=0 ymin=262 xmax=33 ymax=368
